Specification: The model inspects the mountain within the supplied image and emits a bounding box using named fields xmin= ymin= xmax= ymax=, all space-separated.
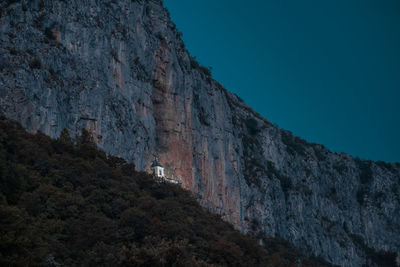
xmin=1 ymin=0 xmax=399 ymax=266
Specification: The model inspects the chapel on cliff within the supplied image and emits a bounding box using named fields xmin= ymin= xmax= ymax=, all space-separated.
xmin=151 ymin=157 xmax=180 ymax=184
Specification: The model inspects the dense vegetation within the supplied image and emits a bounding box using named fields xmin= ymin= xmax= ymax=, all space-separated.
xmin=0 ymin=116 xmax=331 ymax=266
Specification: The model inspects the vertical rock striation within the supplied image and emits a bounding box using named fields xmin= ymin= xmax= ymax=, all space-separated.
xmin=1 ymin=1 xmax=399 ymax=266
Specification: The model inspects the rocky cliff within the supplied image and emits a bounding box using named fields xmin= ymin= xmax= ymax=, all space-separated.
xmin=1 ymin=0 xmax=399 ymax=266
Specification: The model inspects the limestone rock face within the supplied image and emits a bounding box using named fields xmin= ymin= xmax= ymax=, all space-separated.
xmin=1 ymin=1 xmax=399 ymax=266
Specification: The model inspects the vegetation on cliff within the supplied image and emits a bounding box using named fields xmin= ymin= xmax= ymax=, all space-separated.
xmin=0 ymin=116 xmax=332 ymax=266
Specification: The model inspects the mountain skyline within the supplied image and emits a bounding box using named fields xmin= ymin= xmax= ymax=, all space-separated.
xmin=164 ymin=0 xmax=400 ymax=163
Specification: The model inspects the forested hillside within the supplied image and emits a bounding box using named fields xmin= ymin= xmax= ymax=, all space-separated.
xmin=0 ymin=116 xmax=332 ymax=266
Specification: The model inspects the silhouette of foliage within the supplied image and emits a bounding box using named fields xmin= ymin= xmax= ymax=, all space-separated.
xmin=355 ymin=158 xmax=373 ymax=185
xmin=44 ymin=27 xmax=56 ymax=40
xmin=245 ymin=118 xmax=260 ymax=135
xmin=333 ymin=160 xmax=348 ymax=175
xmin=281 ymin=130 xmax=307 ymax=157
xmin=29 ymin=57 xmax=42 ymax=69
xmin=349 ymin=233 xmax=398 ymax=267
xmin=0 ymin=117 xmax=334 ymax=266
xmin=190 ymin=56 xmax=212 ymax=77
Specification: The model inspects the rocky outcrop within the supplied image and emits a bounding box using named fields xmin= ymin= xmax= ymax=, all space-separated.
xmin=1 ymin=1 xmax=399 ymax=266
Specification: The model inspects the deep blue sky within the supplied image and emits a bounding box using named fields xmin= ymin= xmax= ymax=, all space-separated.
xmin=164 ymin=0 xmax=400 ymax=163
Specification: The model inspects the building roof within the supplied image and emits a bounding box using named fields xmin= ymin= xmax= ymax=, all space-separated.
xmin=151 ymin=158 xmax=163 ymax=168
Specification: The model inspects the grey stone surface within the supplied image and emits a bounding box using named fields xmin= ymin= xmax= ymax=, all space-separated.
xmin=1 ymin=1 xmax=399 ymax=266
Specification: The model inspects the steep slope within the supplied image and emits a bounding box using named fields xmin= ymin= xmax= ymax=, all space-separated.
xmin=0 ymin=116 xmax=332 ymax=266
xmin=0 ymin=1 xmax=399 ymax=266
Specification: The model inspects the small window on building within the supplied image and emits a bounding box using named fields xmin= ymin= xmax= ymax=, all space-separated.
xmin=159 ymin=170 xmax=162 ymax=176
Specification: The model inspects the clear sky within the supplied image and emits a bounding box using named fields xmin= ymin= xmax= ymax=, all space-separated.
xmin=163 ymin=0 xmax=400 ymax=163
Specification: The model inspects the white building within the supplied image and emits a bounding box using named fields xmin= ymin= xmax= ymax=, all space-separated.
xmin=150 ymin=157 xmax=180 ymax=184
xmin=151 ymin=157 xmax=164 ymax=178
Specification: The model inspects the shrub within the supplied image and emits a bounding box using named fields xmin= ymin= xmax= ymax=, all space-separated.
xmin=281 ymin=130 xmax=307 ymax=156
xmin=349 ymin=233 xmax=398 ymax=267
xmin=190 ymin=56 xmax=200 ymax=69
xmin=376 ymin=161 xmax=394 ymax=172
xmin=29 ymin=57 xmax=42 ymax=69
xmin=189 ymin=56 xmax=212 ymax=76
xmin=279 ymin=175 xmax=293 ymax=193
xmin=355 ymin=159 xmax=373 ymax=185
xmin=333 ymin=161 xmax=348 ymax=175
xmin=198 ymin=110 xmax=210 ymax=126
xmin=6 ymin=0 xmax=19 ymax=7
xmin=314 ymin=148 xmax=326 ymax=161
xmin=44 ymin=27 xmax=56 ymax=40
xmin=245 ymin=118 xmax=259 ymax=135
xmin=199 ymin=65 xmax=212 ymax=76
